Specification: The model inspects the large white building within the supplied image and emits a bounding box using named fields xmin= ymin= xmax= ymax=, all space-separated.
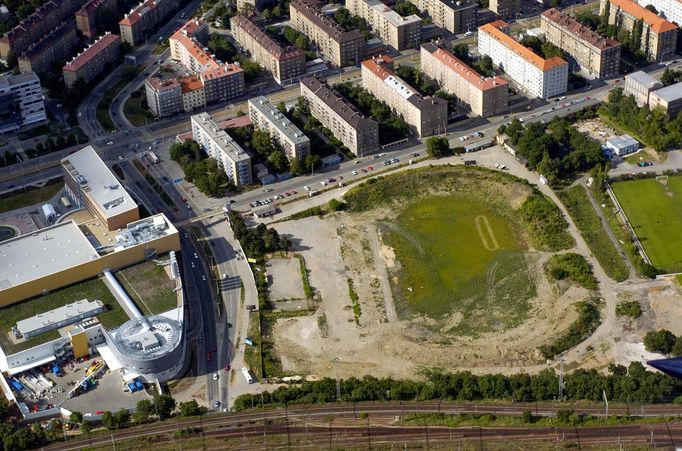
xmin=0 ymin=72 xmax=47 ymax=134
xmin=345 ymin=0 xmax=421 ymax=50
xmin=635 ymin=0 xmax=682 ymax=38
xmin=191 ymin=112 xmax=252 ymax=187
xmin=478 ymin=20 xmax=568 ymax=99
xmin=248 ymin=96 xmax=310 ymax=161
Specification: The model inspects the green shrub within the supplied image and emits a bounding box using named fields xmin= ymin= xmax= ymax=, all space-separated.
xmin=539 ymin=300 xmax=601 ymax=359
xmin=520 ymin=194 xmax=574 ymax=251
xmin=616 ymin=301 xmax=642 ymax=319
xmin=545 ymin=253 xmax=598 ymax=290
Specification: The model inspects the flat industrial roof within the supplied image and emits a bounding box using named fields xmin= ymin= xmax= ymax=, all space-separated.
xmin=626 ymin=71 xmax=662 ymax=89
xmin=650 ymin=82 xmax=682 ymax=102
xmin=61 ymin=145 xmax=137 ymax=219
xmin=607 ymin=134 xmax=639 ymax=149
xmin=0 ymin=221 xmax=99 ymax=290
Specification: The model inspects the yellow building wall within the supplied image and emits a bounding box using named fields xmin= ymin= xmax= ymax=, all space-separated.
xmin=69 ymin=329 xmax=90 ymax=358
xmin=0 ymin=231 xmax=181 ymax=307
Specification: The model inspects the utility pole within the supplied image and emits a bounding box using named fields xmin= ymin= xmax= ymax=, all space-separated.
xmin=603 ymin=390 xmax=609 ymax=419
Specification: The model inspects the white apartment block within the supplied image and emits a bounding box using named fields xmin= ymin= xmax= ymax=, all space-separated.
xmin=300 ymin=77 xmax=380 ymax=156
xmin=0 ymin=72 xmax=47 ymax=134
xmin=420 ymin=42 xmax=508 ymax=117
xmin=345 ymin=0 xmax=421 ymax=50
xmin=191 ymin=113 xmax=252 ymax=187
xmin=636 ymin=0 xmax=682 ymax=32
xmin=248 ymin=96 xmax=310 ymax=161
xmin=408 ymin=0 xmax=477 ymax=34
xmin=478 ymin=20 xmax=568 ymax=99
xmin=361 ymin=56 xmax=448 ymax=138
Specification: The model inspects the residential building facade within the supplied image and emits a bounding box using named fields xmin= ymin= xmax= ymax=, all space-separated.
xmin=0 ymin=0 xmax=87 ymax=60
xmin=145 ymin=78 xmax=182 ymax=117
xmin=541 ymin=8 xmax=620 ymax=79
xmin=248 ymin=96 xmax=310 ymax=161
xmin=76 ymin=0 xmax=120 ymax=38
xmin=420 ymin=42 xmax=508 ymax=117
xmin=0 ymin=72 xmax=47 ymax=134
xmin=300 ymin=77 xmax=380 ymax=156
xmin=119 ymin=0 xmax=180 ymax=47
xmin=231 ymin=15 xmax=306 ymax=85
xmin=635 ymin=0 xmax=682 ymax=33
xmin=191 ymin=112 xmax=253 ymax=186
xmin=361 ymin=56 xmax=447 ymax=137
xmin=648 ymin=82 xmax=682 ymax=116
xmin=478 ymin=20 xmax=568 ymax=99
xmin=18 ymin=21 xmax=79 ymax=74
xmin=408 ymin=0 xmax=477 ymax=34
xmin=63 ymin=32 xmax=121 ymax=86
xmin=489 ymin=0 xmax=520 ymax=20
xmin=345 ymin=0 xmax=421 ymax=50
xmin=624 ymin=70 xmax=663 ymax=106
xmin=290 ymin=0 xmax=366 ymax=67
xmin=600 ymin=0 xmax=677 ymax=62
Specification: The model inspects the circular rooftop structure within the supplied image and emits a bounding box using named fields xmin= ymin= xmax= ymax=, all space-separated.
xmin=109 ymin=315 xmax=182 ymax=361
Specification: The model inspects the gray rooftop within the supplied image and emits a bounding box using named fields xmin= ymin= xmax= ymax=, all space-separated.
xmin=651 ymin=81 xmax=682 ymax=102
xmin=191 ymin=113 xmax=251 ymax=164
xmin=0 ymin=71 xmax=40 ymax=88
xmin=0 ymin=221 xmax=99 ymax=290
xmin=114 ymin=214 xmax=177 ymax=250
xmin=291 ymin=0 xmax=365 ymax=43
xmin=363 ymin=0 xmax=421 ymax=27
xmin=109 ymin=315 xmax=182 ymax=360
xmin=16 ymin=299 xmax=105 ymax=336
xmin=301 ymin=77 xmax=379 ymax=130
xmin=606 ymin=134 xmax=639 ymax=149
xmin=248 ymin=96 xmax=310 ymax=146
xmin=626 ymin=71 xmax=663 ymax=89
xmin=61 ymin=145 xmax=137 ymax=219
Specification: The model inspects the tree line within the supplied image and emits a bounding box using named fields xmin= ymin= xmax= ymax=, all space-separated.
xmin=170 ymin=141 xmax=230 ymax=197
xmin=228 ymin=211 xmax=290 ymax=259
xmin=234 ymin=363 xmax=682 ymax=410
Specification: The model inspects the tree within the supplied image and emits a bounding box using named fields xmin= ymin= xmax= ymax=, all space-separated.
xmin=134 ymin=399 xmax=154 ymax=424
xmin=102 ymin=411 xmax=115 ymax=429
xmin=601 ymin=0 xmax=611 ymax=28
xmin=644 ymin=329 xmax=676 ymax=354
xmin=251 ymin=130 xmax=277 ymax=157
xmin=475 ymin=55 xmax=494 ymax=77
xmin=661 ymin=67 xmax=680 ymax=86
xmin=276 ymin=101 xmax=287 ymax=114
xmin=155 ymin=395 xmax=176 ymax=420
xmin=303 ymin=154 xmax=321 ymax=172
xmin=294 ymin=35 xmax=309 ymax=51
xmin=70 ymin=411 xmax=83 ymax=424
xmin=425 ymin=136 xmax=450 ymax=158
xmin=673 ymin=336 xmax=682 ymax=357
xmin=179 ymin=400 xmax=204 ymax=417
xmin=80 ymin=420 xmax=93 ymax=436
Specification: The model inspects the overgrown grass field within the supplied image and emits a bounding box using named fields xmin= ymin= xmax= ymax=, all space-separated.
xmin=611 ymin=176 xmax=682 ymax=273
xmin=383 ymin=195 xmax=535 ymax=335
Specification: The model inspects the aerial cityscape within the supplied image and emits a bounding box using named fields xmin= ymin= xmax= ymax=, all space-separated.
xmin=4 ymin=0 xmax=682 ymax=447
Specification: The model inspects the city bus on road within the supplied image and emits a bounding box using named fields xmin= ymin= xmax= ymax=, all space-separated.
xmin=148 ymin=151 xmax=159 ymax=164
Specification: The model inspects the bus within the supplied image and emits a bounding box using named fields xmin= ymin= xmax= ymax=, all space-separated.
xmin=241 ymin=367 xmax=254 ymax=384
xmin=148 ymin=151 xmax=159 ymax=164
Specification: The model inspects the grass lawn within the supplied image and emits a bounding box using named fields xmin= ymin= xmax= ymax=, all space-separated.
xmin=243 ymin=312 xmax=263 ymax=380
xmin=123 ymin=94 xmax=155 ymax=127
xmin=116 ymin=259 xmax=177 ymax=315
xmin=0 ymin=180 xmax=63 ymax=214
xmin=0 ymin=278 xmax=128 ymax=354
xmin=383 ymin=194 xmax=535 ymax=335
xmin=611 ymin=176 xmax=682 ymax=273
xmin=558 ymin=186 xmax=629 ymax=282
xmin=96 ymin=65 xmax=144 ymax=132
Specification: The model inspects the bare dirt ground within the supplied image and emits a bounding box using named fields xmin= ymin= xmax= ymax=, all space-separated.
xmin=271 ymin=209 xmax=590 ymax=380
xmin=266 ymin=257 xmax=305 ymax=301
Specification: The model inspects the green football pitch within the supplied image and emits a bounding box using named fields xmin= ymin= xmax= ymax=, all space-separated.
xmin=611 ymin=176 xmax=682 ymax=273
xmin=382 ymin=194 xmax=535 ymax=336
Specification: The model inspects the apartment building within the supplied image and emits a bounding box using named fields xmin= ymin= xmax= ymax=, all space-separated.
xmin=649 ymin=82 xmax=682 ymax=116
xmin=248 ymin=96 xmax=310 ymax=161
xmin=63 ymin=33 xmax=121 ymax=87
xmin=624 ymin=70 xmax=663 ymax=106
xmin=119 ymin=0 xmax=180 ymax=47
xmin=489 ymin=0 xmax=520 ymax=20
xmin=231 ymin=15 xmax=306 ymax=85
xmin=0 ymin=72 xmax=47 ymax=135
xmin=0 ymin=0 xmax=87 ymax=61
xmin=235 ymin=0 xmax=268 ymax=11
xmin=18 ymin=21 xmax=79 ymax=74
xmin=420 ymin=42 xmax=508 ymax=117
xmin=290 ymin=0 xmax=366 ymax=67
xmin=169 ymin=20 xmax=213 ymax=72
xmin=145 ymin=78 xmax=182 ymax=117
xmin=478 ymin=20 xmax=568 ymax=99
xmin=408 ymin=0 xmax=477 ymax=34
xmin=191 ymin=112 xmax=253 ymax=186
xmin=361 ymin=56 xmax=447 ymax=137
xmin=635 ymin=0 xmax=682 ymax=33
xmin=600 ymin=0 xmax=677 ymax=62
xmin=345 ymin=0 xmax=421 ymax=50
xmin=540 ymin=8 xmax=620 ymax=79
xmin=300 ymin=77 xmax=380 ymax=155
xmin=76 ymin=0 xmax=120 ymax=38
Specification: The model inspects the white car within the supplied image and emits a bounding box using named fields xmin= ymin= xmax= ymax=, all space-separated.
xmin=194 ymin=253 xmax=198 ymax=259
xmin=202 ymin=275 xmax=207 ymax=281
xmin=213 ymin=373 xmax=219 ymax=381
xmin=304 ymin=185 xmax=311 ymax=191
xmin=107 ymin=141 xmax=114 ymax=146
xmin=352 ymin=170 xmax=358 ymax=175
xmin=320 ymin=181 xmax=327 ymax=186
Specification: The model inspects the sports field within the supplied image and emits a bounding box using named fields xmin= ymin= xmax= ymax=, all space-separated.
xmin=611 ymin=175 xmax=682 ymax=273
xmin=383 ymin=194 xmax=535 ymax=336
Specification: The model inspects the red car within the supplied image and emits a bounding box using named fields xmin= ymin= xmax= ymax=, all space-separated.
xmin=367 ymin=166 xmax=374 ymax=171
xmin=291 ymin=190 xmax=297 ymax=195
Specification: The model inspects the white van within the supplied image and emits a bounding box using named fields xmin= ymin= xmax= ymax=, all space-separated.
xmin=241 ymin=367 xmax=254 ymax=384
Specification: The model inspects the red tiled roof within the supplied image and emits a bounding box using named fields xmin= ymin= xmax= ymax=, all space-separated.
xmin=422 ymin=43 xmax=508 ymax=91
xmin=479 ymin=20 xmax=568 ymax=71
xmin=180 ymin=75 xmax=203 ymax=93
xmin=63 ymin=33 xmax=120 ymax=72
xmin=542 ymin=8 xmax=621 ymax=50
xmin=608 ymin=0 xmax=678 ymax=33
xmin=119 ymin=0 xmax=157 ymax=27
